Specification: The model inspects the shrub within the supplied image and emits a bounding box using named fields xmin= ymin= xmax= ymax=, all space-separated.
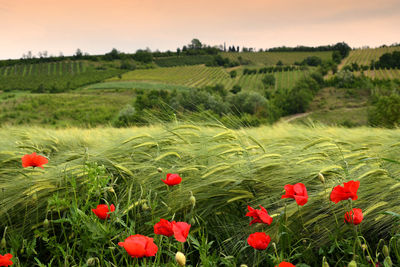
xmin=230 ymin=85 xmax=241 ymax=94
xmin=368 ymin=94 xmax=400 ymax=127
xmin=262 ymin=74 xmax=276 ymax=88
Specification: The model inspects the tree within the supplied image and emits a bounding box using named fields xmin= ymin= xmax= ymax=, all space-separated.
xmin=74 ymin=49 xmax=83 ymax=59
xmin=190 ymin=39 xmax=202 ymax=50
xmin=333 ymin=42 xmax=351 ymax=58
xmin=368 ymin=94 xmax=400 ymax=127
xmin=229 ymin=70 xmax=237 ymax=78
xmin=230 ymin=85 xmax=241 ymax=94
xmin=262 ymin=74 xmax=275 ymax=88
xmin=133 ymin=49 xmax=153 ymax=63
xmin=332 ymin=51 xmax=341 ymax=64
xmin=104 ymin=48 xmax=121 ymax=60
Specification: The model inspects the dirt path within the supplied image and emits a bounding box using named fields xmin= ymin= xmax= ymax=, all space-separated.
xmin=280 ymin=112 xmax=312 ymax=123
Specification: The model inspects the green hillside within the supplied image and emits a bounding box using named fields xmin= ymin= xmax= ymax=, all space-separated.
xmin=0 ymin=90 xmax=133 ymax=127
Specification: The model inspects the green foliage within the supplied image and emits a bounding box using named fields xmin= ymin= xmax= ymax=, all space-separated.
xmin=0 ymin=92 xmax=133 ymax=127
xmin=113 ymin=104 xmax=139 ymax=127
xmin=301 ymin=56 xmax=322 ymax=66
xmin=227 ymin=91 xmax=269 ymax=115
xmin=262 ymin=74 xmax=276 ymax=87
xmin=230 ymin=85 xmax=241 ymax=94
xmin=332 ymin=51 xmax=342 ymax=64
xmin=120 ymin=59 xmax=136 ymax=70
xmin=368 ymin=94 xmax=400 ymax=127
xmin=328 ymin=70 xmax=374 ymax=89
xmin=229 ymin=70 xmax=237 ymax=78
xmin=132 ymin=50 xmax=153 ymax=63
xmin=333 ymin=42 xmax=351 ymax=58
xmin=375 ymin=51 xmax=400 ymax=69
xmin=207 ymin=55 xmax=239 ymax=68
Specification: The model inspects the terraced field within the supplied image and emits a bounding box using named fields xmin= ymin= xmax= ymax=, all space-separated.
xmin=221 ymin=51 xmax=333 ymax=66
xmin=107 ymin=65 xmax=308 ymax=91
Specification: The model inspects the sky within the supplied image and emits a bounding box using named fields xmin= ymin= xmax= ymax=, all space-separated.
xmin=0 ymin=0 xmax=399 ymax=59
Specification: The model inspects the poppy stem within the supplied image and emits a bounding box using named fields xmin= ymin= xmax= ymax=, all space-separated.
xmin=297 ymin=205 xmax=306 ymax=232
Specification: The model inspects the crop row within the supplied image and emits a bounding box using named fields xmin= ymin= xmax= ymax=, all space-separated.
xmin=353 ymin=68 xmax=400 ymax=80
xmin=0 ymin=61 xmax=86 ymax=77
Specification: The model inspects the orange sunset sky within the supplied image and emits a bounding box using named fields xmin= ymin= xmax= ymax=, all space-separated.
xmin=0 ymin=0 xmax=399 ymax=59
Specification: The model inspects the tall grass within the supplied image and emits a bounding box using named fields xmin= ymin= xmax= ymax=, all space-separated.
xmin=1 ymin=123 xmax=399 ymax=264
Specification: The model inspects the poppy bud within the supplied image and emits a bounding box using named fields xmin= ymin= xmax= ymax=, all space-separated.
xmin=1 ymin=227 xmax=7 ymax=249
xmin=43 ymin=218 xmax=49 ymax=229
xmin=384 ymin=256 xmax=393 ymax=266
xmin=361 ymin=244 xmax=367 ymax=251
xmin=189 ymin=218 xmax=196 ymax=225
xmin=366 ymin=256 xmax=371 ymax=262
xmin=348 ymin=260 xmax=357 ymax=267
xmin=318 ymin=173 xmax=325 ymax=184
xmin=108 ymin=187 xmax=115 ymax=193
xmin=189 ymin=194 xmax=196 ymax=207
xmin=175 ymin=251 xmax=186 ymax=266
xmin=383 ymin=245 xmax=389 ymax=257
xmin=157 ymin=167 xmax=163 ymax=173
xmin=86 ymin=257 xmax=97 ymax=266
xmin=142 ymin=202 xmax=150 ymax=211
xmin=322 ymin=256 xmax=329 ymax=267
xmin=240 ymin=265 xmax=248 ymax=267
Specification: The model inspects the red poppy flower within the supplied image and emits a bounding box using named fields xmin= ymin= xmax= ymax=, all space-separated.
xmin=246 ymin=205 xmax=273 ymax=226
xmin=92 ymin=204 xmax=115 ymax=220
xmin=247 ymin=232 xmax=271 ymax=250
xmin=172 ymin=221 xmax=191 ymax=242
xmin=21 ymin=152 xmax=48 ymax=169
xmin=154 ymin=219 xmax=174 ymax=237
xmin=330 ymin=180 xmax=360 ymax=204
xmin=344 ymin=208 xmax=363 ymax=225
xmin=276 ymin=262 xmax=296 ymax=267
xmin=161 ymin=173 xmax=182 ymax=186
xmin=118 ymin=234 xmax=158 ymax=258
xmin=0 ymin=254 xmax=13 ymax=266
xmin=281 ymin=183 xmax=308 ymax=206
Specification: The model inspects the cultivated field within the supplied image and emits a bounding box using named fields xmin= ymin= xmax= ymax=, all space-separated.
xmin=0 ymin=60 xmax=125 ymax=91
xmin=107 ymin=65 xmax=309 ymax=91
xmin=221 ymin=51 xmax=333 ymax=66
xmin=339 ymin=46 xmax=400 ymax=68
xmin=352 ymin=68 xmax=400 ymax=80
